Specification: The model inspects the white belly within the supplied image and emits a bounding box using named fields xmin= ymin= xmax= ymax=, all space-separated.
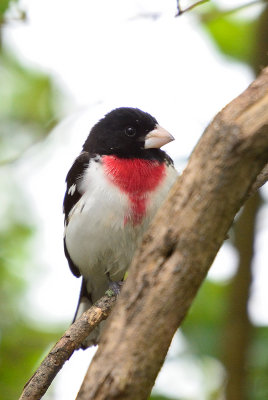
xmin=65 ymin=158 xmax=177 ymax=300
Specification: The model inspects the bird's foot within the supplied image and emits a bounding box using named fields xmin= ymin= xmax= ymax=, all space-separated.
xmin=108 ymin=280 xmax=124 ymax=296
xmin=105 ymin=272 xmax=124 ymax=297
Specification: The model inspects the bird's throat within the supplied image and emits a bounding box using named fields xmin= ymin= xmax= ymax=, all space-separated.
xmin=103 ymin=155 xmax=166 ymax=225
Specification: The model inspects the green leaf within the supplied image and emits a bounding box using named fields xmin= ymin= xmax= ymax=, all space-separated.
xmin=0 ymin=176 xmax=63 ymax=400
xmin=203 ymin=16 xmax=257 ymax=64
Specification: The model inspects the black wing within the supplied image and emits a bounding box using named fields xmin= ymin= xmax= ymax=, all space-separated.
xmin=63 ymin=151 xmax=90 ymax=277
xmin=63 ymin=151 xmax=90 ymax=218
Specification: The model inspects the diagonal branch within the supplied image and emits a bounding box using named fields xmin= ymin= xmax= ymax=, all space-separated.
xmin=19 ymin=292 xmax=117 ymax=400
xmin=76 ymin=68 xmax=268 ymax=400
xmin=19 ymin=68 xmax=268 ymax=400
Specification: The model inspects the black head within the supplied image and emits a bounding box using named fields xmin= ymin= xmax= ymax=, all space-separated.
xmin=82 ymin=107 xmax=174 ymax=159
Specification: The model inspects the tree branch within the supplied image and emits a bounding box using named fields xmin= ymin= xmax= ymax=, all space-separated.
xmin=19 ymin=69 xmax=268 ymax=400
xmin=176 ymin=0 xmax=209 ymax=16
xmin=248 ymin=162 xmax=268 ymax=198
xmin=19 ymin=291 xmax=117 ymax=400
xmin=76 ymin=68 xmax=268 ymax=400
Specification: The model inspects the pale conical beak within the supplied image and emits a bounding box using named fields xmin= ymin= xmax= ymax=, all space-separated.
xmin=144 ymin=124 xmax=175 ymax=149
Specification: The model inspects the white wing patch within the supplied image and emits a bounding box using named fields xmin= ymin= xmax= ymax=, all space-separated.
xmin=68 ymin=184 xmax=76 ymax=196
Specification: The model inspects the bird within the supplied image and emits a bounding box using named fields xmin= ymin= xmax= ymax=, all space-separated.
xmin=63 ymin=107 xmax=178 ymax=347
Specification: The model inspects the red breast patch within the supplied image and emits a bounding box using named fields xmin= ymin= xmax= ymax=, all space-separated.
xmin=103 ymin=156 xmax=165 ymax=225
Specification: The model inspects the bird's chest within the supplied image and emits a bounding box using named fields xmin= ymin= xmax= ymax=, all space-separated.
xmin=65 ymin=156 xmax=172 ymax=278
xmin=101 ymin=156 xmax=166 ymax=225
xmin=67 ymin=157 xmax=168 ymax=239
xmin=67 ymin=156 xmax=166 ymax=257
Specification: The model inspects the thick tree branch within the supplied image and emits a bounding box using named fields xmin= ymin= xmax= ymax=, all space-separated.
xmin=19 ymin=69 xmax=268 ymax=400
xmin=19 ymin=292 xmax=117 ymax=400
xmin=76 ymin=68 xmax=268 ymax=400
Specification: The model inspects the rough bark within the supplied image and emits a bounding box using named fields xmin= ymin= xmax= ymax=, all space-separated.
xmin=76 ymin=68 xmax=268 ymax=400
xmin=247 ymin=163 xmax=268 ymax=199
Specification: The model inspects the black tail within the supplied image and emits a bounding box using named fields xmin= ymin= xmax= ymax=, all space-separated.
xmin=72 ymin=278 xmax=92 ymax=323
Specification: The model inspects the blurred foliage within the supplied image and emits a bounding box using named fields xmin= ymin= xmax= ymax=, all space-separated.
xmin=150 ymin=395 xmax=177 ymax=400
xmin=203 ymin=15 xmax=257 ymax=64
xmin=182 ymin=279 xmax=268 ymax=398
xmin=249 ymin=328 xmax=268 ymax=400
xmin=1 ymin=1 xmax=268 ymax=400
xmin=0 ymin=0 xmax=17 ymax=18
xmin=200 ymin=1 xmax=268 ymax=71
xmin=0 ymin=50 xmax=58 ymax=163
xmin=182 ymin=280 xmax=228 ymax=358
xmin=0 ymin=172 xmax=62 ymax=400
xmin=0 ymin=0 xmax=58 ymax=165
xmin=0 ymin=1 xmax=62 ymax=399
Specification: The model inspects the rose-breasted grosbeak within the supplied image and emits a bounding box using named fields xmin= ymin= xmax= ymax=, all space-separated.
xmin=63 ymin=107 xmax=177 ymax=347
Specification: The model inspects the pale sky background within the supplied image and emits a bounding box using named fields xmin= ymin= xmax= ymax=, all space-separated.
xmin=4 ymin=1 xmax=268 ymax=399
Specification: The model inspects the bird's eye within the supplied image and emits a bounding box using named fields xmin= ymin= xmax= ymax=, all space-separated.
xmin=125 ymin=126 xmax=136 ymax=137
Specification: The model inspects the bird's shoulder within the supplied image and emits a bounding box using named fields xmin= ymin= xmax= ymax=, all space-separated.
xmin=63 ymin=151 xmax=91 ymax=219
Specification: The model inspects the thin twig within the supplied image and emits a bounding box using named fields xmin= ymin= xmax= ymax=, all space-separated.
xmin=19 ymin=291 xmax=117 ymax=400
xmin=176 ymin=0 xmax=209 ymax=16
xmin=176 ymin=0 xmax=265 ymax=19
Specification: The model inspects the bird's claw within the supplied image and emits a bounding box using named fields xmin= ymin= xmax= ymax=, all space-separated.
xmin=108 ymin=280 xmax=124 ymax=297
